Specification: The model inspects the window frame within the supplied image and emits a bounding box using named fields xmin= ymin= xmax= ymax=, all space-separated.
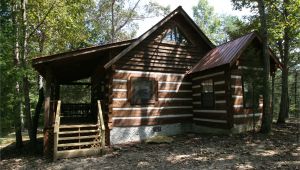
xmin=161 ymin=26 xmax=191 ymax=46
xmin=128 ymin=77 xmax=157 ymax=106
xmin=200 ymin=78 xmax=215 ymax=108
xmin=242 ymin=78 xmax=254 ymax=109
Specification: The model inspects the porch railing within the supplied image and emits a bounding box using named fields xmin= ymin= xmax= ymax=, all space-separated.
xmin=60 ymin=103 xmax=91 ymax=118
xmin=97 ymin=100 xmax=106 ymax=148
xmin=53 ymin=100 xmax=61 ymax=161
xmin=52 ymin=100 xmax=105 ymax=160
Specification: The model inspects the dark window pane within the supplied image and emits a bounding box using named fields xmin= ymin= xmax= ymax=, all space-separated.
xmin=202 ymin=93 xmax=214 ymax=108
xmin=243 ymin=80 xmax=253 ymax=108
xmin=201 ymin=79 xmax=214 ymax=108
xmin=130 ymin=77 xmax=157 ymax=105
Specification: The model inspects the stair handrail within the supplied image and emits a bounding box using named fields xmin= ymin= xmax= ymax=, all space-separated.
xmin=97 ymin=100 xmax=105 ymax=148
xmin=53 ymin=100 xmax=61 ymax=161
xmin=54 ymin=100 xmax=61 ymax=133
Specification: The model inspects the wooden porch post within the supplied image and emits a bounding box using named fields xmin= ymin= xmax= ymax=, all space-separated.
xmin=43 ymin=69 xmax=53 ymax=157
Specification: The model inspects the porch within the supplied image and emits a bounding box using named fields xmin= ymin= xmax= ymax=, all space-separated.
xmin=32 ymin=40 xmax=133 ymax=160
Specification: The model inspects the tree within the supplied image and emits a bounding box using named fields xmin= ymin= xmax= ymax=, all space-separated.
xmin=192 ymin=0 xmax=222 ymax=45
xmin=230 ymin=0 xmax=300 ymax=123
xmin=89 ymin=0 xmax=170 ymax=44
xmin=270 ymin=0 xmax=300 ymax=123
xmin=231 ymin=0 xmax=272 ymax=133
xmin=0 ymin=0 xmax=24 ymax=147
xmin=257 ymin=0 xmax=272 ymax=133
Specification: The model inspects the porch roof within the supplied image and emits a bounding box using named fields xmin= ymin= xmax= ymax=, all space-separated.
xmin=32 ymin=39 xmax=134 ymax=83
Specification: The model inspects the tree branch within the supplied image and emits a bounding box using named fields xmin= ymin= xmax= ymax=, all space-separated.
xmin=27 ymin=1 xmax=56 ymax=40
xmin=115 ymin=0 xmax=141 ymax=33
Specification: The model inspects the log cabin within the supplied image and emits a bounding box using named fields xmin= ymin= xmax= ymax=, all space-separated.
xmin=32 ymin=6 xmax=282 ymax=159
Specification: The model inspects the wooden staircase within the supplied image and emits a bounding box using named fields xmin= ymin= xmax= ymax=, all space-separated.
xmin=53 ymin=100 xmax=105 ymax=160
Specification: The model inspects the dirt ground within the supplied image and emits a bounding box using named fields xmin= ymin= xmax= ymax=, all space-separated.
xmin=1 ymin=119 xmax=299 ymax=170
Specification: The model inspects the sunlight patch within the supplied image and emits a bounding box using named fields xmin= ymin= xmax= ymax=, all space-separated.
xmin=216 ymin=154 xmax=236 ymax=161
xmin=235 ymin=162 xmax=254 ymax=169
xmin=252 ymin=150 xmax=278 ymax=156
xmin=166 ymin=153 xmax=209 ymax=163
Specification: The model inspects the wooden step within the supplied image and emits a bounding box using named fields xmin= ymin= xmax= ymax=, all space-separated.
xmin=58 ymin=129 xmax=99 ymax=134
xmin=58 ymin=141 xmax=100 ymax=147
xmin=55 ymin=148 xmax=102 ymax=160
xmin=59 ymin=124 xmax=99 ymax=128
xmin=58 ymin=135 xmax=100 ymax=141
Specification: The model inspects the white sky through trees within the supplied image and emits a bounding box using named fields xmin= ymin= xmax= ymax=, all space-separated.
xmin=136 ymin=0 xmax=252 ymax=36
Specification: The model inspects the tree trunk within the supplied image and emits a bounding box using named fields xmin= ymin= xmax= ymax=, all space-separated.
xmin=111 ymin=0 xmax=115 ymax=43
xmin=30 ymin=12 xmax=47 ymax=145
xmin=258 ymin=0 xmax=272 ymax=134
xmin=278 ymin=63 xmax=289 ymax=123
xmin=21 ymin=0 xmax=34 ymax=142
xmin=12 ymin=0 xmax=23 ymax=148
xmin=295 ymin=72 xmax=298 ymax=114
xmin=277 ymin=1 xmax=290 ymax=123
xmin=14 ymin=83 xmax=23 ymax=149
xmin=32 ymin=86 xmax=44 ymax=144
xmin=271 ymin=74 xmax=275 ymax=118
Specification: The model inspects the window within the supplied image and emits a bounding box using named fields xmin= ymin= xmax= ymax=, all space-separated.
xmin=243 ymin=80 xmax=254 ymax=108
xmin=201 ymin=79 xmax=214 ymax=108
xmin=129 ymin=77 xmax=157 ymax=105
xmin=162 ymin=26 xmax=190 ymax=45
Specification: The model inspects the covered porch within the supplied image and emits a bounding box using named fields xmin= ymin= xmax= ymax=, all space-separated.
xmin=32 ymin=40 xmax=133 ymax=159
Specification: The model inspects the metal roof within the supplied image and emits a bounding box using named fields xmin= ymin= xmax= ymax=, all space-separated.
xmin=188 ymin=32 xmax=282 ymax=74
xmin=188 ymin=32 xmax=255 ymax=73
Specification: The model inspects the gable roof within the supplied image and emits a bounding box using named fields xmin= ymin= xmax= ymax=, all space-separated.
xmin=104 ymin=6 xmax=215 ymax=69
xmin=188 ymin=32 xmax=282 ymax=74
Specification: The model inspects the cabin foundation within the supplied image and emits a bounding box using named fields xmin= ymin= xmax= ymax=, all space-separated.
xmin=110 ymin=123 xmax=192 ymax=144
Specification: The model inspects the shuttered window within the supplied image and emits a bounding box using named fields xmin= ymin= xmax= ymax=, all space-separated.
xmin=129 ymin=77 xmax=157 ymax=105
xmin=201 ymin=79 xmax=214 ymax=108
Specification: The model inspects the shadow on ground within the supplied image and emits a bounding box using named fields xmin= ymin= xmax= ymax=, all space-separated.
xmin=0 ymin=119 xmax=299 ymax=170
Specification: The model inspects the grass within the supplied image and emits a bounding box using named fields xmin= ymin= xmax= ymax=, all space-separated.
xmin=0 ymin=132 xmax=43 ymax=149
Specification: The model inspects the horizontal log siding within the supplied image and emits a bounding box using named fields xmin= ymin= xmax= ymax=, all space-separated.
xmin=231 ymin=69 xmax=263 ymax=126
xmin=116 ymin=42 xmax=205 ymax=73
xmin=110 ymin=17 xmax=212 ymax=128
xmin=110 ymin=71 xmax=193 ymax=127
xmin=191 ymin=68 xmax=230 ymax=129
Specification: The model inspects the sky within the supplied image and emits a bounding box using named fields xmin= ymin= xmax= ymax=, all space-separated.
xmin=136 ymin=0 xmax=252 ymax=36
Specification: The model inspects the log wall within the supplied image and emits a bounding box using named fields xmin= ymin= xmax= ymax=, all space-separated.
xmin=110 ymin=17 xmax=212 ymax=128
xmin=230 ymin=69 xmax=263 ymax=130
xmin=109 ymin=70 xmax=193 ymax=127
xmin=191 ymin=66 xmax=231 ymax=129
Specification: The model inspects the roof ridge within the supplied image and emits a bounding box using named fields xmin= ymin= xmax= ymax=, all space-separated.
xmin=215 ymin=31 xmax=256 ymax=47
xmin=104 ymin=6 xmax=214 ymax=69
xmin=188 ymin=32 xmax=257 ymax=74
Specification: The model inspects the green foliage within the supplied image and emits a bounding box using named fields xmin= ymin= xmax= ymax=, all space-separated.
xmin=192 ymin=0 xmax=222 ymax=44
xmin=192 ymin=0 xmax=246 ymax=45
xmin=88 ymin=0 xmax=170 ymax=44
xmin=0 ymin=0 xmax=18 ymax=136
xmin=230 ymin=0 xmax=300 ymax=120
